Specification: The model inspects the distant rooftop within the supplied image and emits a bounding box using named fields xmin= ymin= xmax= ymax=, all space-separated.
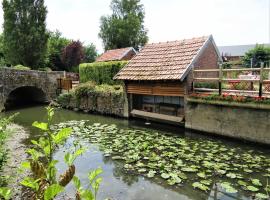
xmin=218 ymin=44 xmax=270 ymax=57
xmin=96 ymin=47 xmax=136 ymax=62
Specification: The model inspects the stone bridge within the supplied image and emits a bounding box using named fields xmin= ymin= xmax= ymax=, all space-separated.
xmin=0 ymin=67 xmax=65 ymax=111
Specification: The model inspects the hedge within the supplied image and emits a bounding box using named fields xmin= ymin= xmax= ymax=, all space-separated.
xmin=79 ymin=61 xmax=128 ymax=84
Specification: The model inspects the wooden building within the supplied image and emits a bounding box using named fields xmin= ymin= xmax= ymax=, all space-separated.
xmin=96 ymin=47 xmax=137 ymax=62
xmin=114 ymin=35 xmax=222 ymax=124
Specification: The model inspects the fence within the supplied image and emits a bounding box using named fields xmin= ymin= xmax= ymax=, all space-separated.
xmin=57 ymin=78 xmax=73 ymax=91
xmin=192 ymin=63 xmax=270 ymax=97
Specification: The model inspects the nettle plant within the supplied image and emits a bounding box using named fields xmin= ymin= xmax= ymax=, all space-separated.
xmin=0 ymin=107 xmax=103 ymax=200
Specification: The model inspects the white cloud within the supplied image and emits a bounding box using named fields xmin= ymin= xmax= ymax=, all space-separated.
xmin=0 ymin=0 xmax=269 ymax=53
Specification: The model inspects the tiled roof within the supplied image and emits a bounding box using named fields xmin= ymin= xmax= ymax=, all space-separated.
xmin=114 ymin=36 xmax=210 ymax=80
xmin=96 ymin=47 xmax=135 ymax=62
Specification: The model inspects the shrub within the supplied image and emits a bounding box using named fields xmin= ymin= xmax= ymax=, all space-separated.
xmin=12 ymin=65 xmax=30 ymax=70
xmin=37 ymin=67 xmax=52 ymax=72
xmin=57 ymin=93 xmax=73 ymax=107
xmin=74 ymin=81 xmax=96 ymax=97
xmin=79 ymin=61 xmax=127 ymax=84
xmin=194 ymin=82 xmax=218 ymax=89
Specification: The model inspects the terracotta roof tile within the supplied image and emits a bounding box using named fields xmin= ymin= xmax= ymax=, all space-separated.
xmin=114 ymin=36 xmax=210 ymax=80
xmin=96 ymin=47 xmax=135 ymax=62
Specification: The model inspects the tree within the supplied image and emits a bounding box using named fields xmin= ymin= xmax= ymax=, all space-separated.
xmin=242 ymin=45 xmax=270 ymax=68
xmin=83 ymin=43 xmax=98 ymax=63
xmin=99 ymin=0 xmax=148 ymax=51
xmin=2 ymin=0 xmax=48 ymax=69
xmin=61 ymin=41 xmax=84 ymax=72
xmin=46 ymin=30 xmax=71 ymax=70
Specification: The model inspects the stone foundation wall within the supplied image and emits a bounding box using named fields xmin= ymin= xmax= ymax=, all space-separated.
xmin=58 ymin=92 xmax=127 ymax=118
xmin=185 ymin=99 xmax=270 ymax=145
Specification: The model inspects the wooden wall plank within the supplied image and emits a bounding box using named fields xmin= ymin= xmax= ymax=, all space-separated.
xmin=126 ymin=82 xmax=185 ymax=96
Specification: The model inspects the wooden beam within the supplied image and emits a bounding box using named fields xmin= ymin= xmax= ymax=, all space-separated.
xmin=130 ymin=109 xmax=184 ymax=124
xmin=222 ymin=79 xmax=260 ymax=82
xmin=193 ymin=78 xmax=219 ymax=81
xmin=193 ymin=69 xmax=220 ymax=72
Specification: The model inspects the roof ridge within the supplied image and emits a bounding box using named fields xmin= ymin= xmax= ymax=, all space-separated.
xmin=147 ymin=35 xmax=210 ymax=46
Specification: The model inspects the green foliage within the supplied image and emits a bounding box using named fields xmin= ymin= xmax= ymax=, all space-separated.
xmin=57 ymin=93 xmax=74 ymax=107
xmin=0 ymin=107 xmax=102 ymax=199
xmin=46 ymin=30 xmax=71 ymax=71
xmin=194 ymin=82 xmax=218 ymax=89
xmin=190 ymin=93 xmax=270 ymax=105
xmin=83 ymin=44 xmax=98 ymax=63
xmin=54 ymin=121 xmax=270 ymax=197
xmin=37 ymin=67 xmax=52 ymax=72
xmin=2 ymin=0 xmax=49 ymax=69
xmin=243 ymin=44 xmax=270 ymax=68
xmin=74 ymin=82 xmax=96 ymax=97
xmin=79 ymin=61 xmax=127 ymax=84
xmin=0 ymin=114 xmax=18 ymax=199
xmin=12 ymin=65 xmax=31 ymax=70
xmin=0 ymin=33 xmax=8 ymax=67
xmin=0 ymin=187 xmax=12 ymax=200
xmin=99 ymin=0 xmax=148 ymax=50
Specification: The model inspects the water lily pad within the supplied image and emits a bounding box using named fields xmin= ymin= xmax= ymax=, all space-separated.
xmin=237 ymin=180 xmax=247 ymax=187
xmin=200 ymin=180 xmax=212 ymax=186
xmin=246 ymin=185 xmax=259 ymax=192
xmin=192 ymin=182 xmax=209 ymax=191
xmin=255 ymin=193 xmax=269 ymax=199
xmin=161 ymin=173 xmax=170 ymax=179
xmin=251 ymin=179 xmax=262 ymax=186
xmin=226 ymin=173 xmax=237 ymax=179
xmin=197 ymin=172 xmax=206 ymax=178
xmin=181 ymin=167 xmax=198 ymax=172
xmin=220 ymin=182 xmax=238 ymax=193
xmin=147 ymin=170 xmax=156 ymax=178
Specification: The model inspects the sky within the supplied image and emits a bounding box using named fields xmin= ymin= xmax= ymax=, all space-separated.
xmin=0 ymin=0 xmax=269 ymax=53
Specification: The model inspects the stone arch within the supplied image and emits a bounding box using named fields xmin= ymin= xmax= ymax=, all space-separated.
xmin=4 ymin=86 xmax=48 ymax=110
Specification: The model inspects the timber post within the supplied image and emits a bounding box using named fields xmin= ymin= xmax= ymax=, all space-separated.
xmin=218 ymin=64 xmax=223 ymax=96
xmin=259 ymin=62 xmax=264 ymax=97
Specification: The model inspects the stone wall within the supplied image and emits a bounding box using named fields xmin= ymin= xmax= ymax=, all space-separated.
xmin=0 ymin=67 xmax=69 ymax=111
xmin=185 ymin=99 xmax=270 ymax=145
xmin=58 ymin=92 xmax=128 ymax=118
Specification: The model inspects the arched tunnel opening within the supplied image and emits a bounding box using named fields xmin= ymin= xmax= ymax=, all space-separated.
xmin=4 ymin=86 xmax=48 ymax=110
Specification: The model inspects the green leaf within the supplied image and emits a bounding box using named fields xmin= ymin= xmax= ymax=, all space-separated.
xmin=92 ymin=177 xmax=102 ymax=192
xmin=88 ymin=168 xmax=103 ymax=184
xmin=197 ymin=172 xmax=206 ymax=178
xmin=246 ymin=185 xmax=259 ymax=192
xmin=255 ymin=193 xmax=269 ymax=199
xmin=26 ymin=149 xmax=42 ymax=160
xmin=20 ymin=161 xmax=31 ymax=169
xmin=52 ymin=128 xmax=72 ymax=144
xmin=0 ymin=187 xmax=12 ymax=200
xmin=237 ymin=180 xmax=247 ymax=186
xmin=251 ymin=179 xmax=262 ymax=186
xmin=44 ymin=184 xmax=64 ymax=200
xmin=73 ymin=176 xmax=81 ymax=190
xmin=147 ymin=170 xmax=156 ymax=178
xmin=161 ymin=173 xmax=170 ymax=179
xmin=80 ymin=189 xmax=94 ymax=200
xmin=226 ymin=173 xmax=237 ymax=179
xmin=64 ymin=153 xmax=73 ymax=166
xmin=20 ymin=177 xmax=39 ymax=191
xmin=220 ymin=182 xmax=238 ymax=193
xmin=32 ymin=121 xmax=48 ymax=131
xmin=192 ymin=182 xmax=209 ymax=191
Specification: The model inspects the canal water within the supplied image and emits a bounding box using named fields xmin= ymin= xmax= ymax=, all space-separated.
xmin=2 ymin=106 xmax=270 ymax=200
